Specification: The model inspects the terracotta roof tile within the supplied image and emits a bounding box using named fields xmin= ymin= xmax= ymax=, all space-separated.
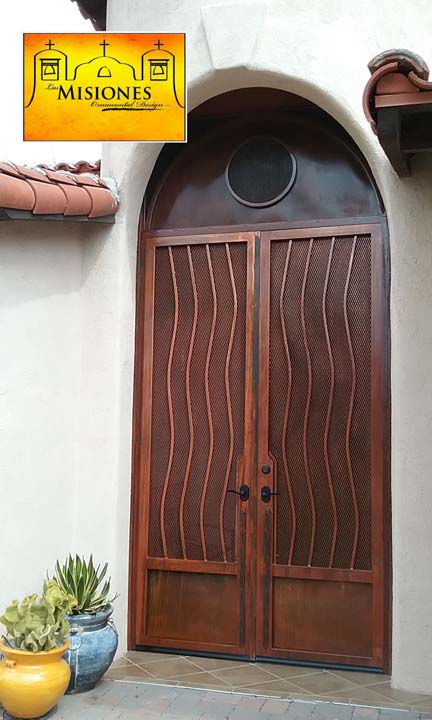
xmin=38 ymin=160 xmax=101 ymax=175
xmin=13 ymin=164 xmax=52 ymax=183
xmin=27 ymin=179 xmax=67 ymax=215
xmin=0 ymin=161 xmax=118 ymax=221
xmin=74 ymin=174 xmax=101 ymax=187
xmin=0 ymin=173 xmax=35 ymax=210
xmin=43 ymin=169 xmax=78 ymax=185
xmin=83 ymin=185 xmax=118 ymax=218
xmin=60 ymin=184 xmax=92 ymax=216
xmin=0 ymin=162 xmax=22 ymax=178
xmin=363 ymin=49 xmax=432 ymax=134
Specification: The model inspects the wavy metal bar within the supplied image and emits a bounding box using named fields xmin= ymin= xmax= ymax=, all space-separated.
xmin=301 ymin=239 xmax=316 ymax=567
xmin=219 ymin=244 xmax=238 ymax=563
xmin=344 ymin=236 xmax=360 ymax=569
xmin=160 ymin=247 xmax=179 ymax=559
xmin=322 ymin=238 xmax=338 ymax=567
xmin=199 ymin=245 xmax=217 ymax=561
xmin=179 ymin=247 xmax=198 ymax=559
xmin=279 ymin=241 xmax=297 ymax=566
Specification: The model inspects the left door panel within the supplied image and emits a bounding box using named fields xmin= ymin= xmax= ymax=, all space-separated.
xmin=132 ymin=232 xmax=256 ymax=656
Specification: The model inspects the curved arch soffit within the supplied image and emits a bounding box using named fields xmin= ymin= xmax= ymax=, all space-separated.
xmin=114 ymin=70 xmax=388 ymax=225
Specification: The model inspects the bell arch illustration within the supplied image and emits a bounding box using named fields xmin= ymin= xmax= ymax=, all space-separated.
xmin=97 ymin=65 xmax=112 ymax=78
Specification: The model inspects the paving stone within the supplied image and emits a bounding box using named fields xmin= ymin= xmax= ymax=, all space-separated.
xmin=83 ymin=683 xmax=130 ymax=707
xmin=286 ymin=700 xmax=317 ymax=720
xmin=56 ymin=702 xmax=122 ymax=720
xmin=167 ymin=690 xmax=208 ymax=713
xmin=118 ymin=693 xmax=172 ymax=712
xmin=199 ymin=702 xmax=238 ymax=719
xmin=261 ymin=698 xmax=292 ymax=714
xmin=162 ymin=715 xmax=207 ymax=720
xmin=198 ymin=695 xmax=240 ymax=719
xmin=379 ymin=712 xmax=420 ymax=720
xmin=116 ymin=713 xmax=157 ymax=720
xmin=236 ymin=694 xmax=268 ymax=711
xmin=123 ymin=684 xmax=178 ymax=707
xmin=230 ymin=709 xmax=271 ymax=720
xmin=203 ymin=691 xmax=240 ymax=704
xmin=313 ymin=703 xmax=354 ymax=720
xmin=231 ymin=695 xmax=267 ymax=720
xmin=352 ymin=707 xmax=380 ymax=720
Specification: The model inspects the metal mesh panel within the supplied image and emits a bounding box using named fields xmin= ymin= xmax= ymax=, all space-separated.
xmin=269 ymin=235 xmax=372 ymax=570
xmin=226 ymin=137 xmax=295 ymax=207
xmin=148 ymin=241 xmax=247 ymax=562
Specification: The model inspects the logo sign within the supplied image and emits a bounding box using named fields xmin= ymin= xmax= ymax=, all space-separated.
xmin=23 ymin=33 xmax=186 ymax=142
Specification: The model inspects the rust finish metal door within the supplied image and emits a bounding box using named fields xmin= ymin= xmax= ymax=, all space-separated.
xmin=256 ymin=225 xmax=388 ymax=669
xmin=131 ymin=223 xmax=389 ymax=669
xmin=132 ymin=232 xmax=256 ymax=657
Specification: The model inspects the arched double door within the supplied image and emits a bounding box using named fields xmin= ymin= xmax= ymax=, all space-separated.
xmin=130 ymin=91 xmax=390 ymax=671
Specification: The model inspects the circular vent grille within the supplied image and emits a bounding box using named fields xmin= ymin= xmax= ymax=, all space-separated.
xmin=225 ymin=136 xmax=296 ymax=208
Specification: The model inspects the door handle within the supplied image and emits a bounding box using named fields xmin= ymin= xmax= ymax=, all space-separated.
xmin=227 ymin=484 xmax=250 ymax=502
xmin=261 ymin=485 xmax=278 ymax=503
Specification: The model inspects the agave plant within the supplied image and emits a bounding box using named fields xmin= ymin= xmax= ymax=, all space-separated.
xmin=51 ymin=555 xmax=118 ymax=615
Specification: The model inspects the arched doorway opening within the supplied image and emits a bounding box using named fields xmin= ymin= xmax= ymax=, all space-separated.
xmin=130 ymin=88 xmax=391 ymax=672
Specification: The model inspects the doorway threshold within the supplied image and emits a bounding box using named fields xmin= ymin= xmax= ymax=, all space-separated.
xmin=106 ymin=651 xmax=432 ymax=714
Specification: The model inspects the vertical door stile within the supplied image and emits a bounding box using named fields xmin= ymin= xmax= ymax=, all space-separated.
xmin=134 ymin=236 xmax=156 ymax=642
xmin=370 ymin=224 xmax=387 ymax=668
xmin=255 ymin=231 xmax=274 ymax=654
xmin=243 ymin=234 xmax=257 ymax=658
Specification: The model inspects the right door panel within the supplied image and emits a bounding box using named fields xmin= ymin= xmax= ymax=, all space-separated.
xmin=256 ymin=225 xmax=388 ymax=669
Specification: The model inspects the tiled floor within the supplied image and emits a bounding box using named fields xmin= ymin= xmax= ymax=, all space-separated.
xmin=105 ymin=651 xmax=432 ymax=714
xmin=6 ymin=678 xmax=432 ymax=720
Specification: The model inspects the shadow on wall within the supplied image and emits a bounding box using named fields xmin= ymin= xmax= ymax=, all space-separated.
xmin=0 ymin=221 xmax=84 ymax=309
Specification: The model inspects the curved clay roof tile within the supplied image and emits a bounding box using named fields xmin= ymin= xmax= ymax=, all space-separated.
xmin=363 ymin=49 xmax=432 ymax=134
xmin=0 ymin=173 xmax=35 ymax=210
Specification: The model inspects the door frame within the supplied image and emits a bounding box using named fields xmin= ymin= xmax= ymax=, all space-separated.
xmin=129 ymin=215 xmax=391 ymax=672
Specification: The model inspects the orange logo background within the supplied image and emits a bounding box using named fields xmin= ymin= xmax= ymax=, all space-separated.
xmin=24 ymin=33 xmax=186 ymax=142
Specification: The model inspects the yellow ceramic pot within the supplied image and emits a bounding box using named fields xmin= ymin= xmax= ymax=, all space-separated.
xmin=0 ymin=639 xmax=70 ymax=719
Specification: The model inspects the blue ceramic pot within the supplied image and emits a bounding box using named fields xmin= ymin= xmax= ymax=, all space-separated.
xmin=64 ymin=606 xmax=118 ymax=694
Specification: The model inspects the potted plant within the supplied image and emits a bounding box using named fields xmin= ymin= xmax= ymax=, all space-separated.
xmin=0 ymin=580 xmax=75 ymax=719
xmin=50 ymin=555 xmax=119 ymax=694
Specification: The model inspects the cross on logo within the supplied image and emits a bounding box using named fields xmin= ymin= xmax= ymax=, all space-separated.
xmin=99 ymin=39 xmax=110 ymax=56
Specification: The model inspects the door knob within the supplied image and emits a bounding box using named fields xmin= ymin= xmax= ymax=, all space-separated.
xmin=261 ymin=485 xmax=278 ymax=503
xmin=227 ymin=484 xmax=250 ymax=501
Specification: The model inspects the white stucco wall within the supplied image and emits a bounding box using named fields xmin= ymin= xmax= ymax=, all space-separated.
xmin=3 ymin=0 xmax=432 ymax=697
xmin=0 ymin=222 xmax=83 ymax=612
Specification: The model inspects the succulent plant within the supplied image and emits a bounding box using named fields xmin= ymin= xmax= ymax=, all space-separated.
xmin=0 ymin=580 xmax=77 ymax=652
xmin=51 ymin=555 xmax=118 ymax=615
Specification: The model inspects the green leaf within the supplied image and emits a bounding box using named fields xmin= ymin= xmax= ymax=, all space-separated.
xmin=55 ymin=560 xmax=68 ymax=592
xmin=46 ymin=555 xmax=117 ymax=615
xmin=0 ymin=584 xmax=74 ymax=652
